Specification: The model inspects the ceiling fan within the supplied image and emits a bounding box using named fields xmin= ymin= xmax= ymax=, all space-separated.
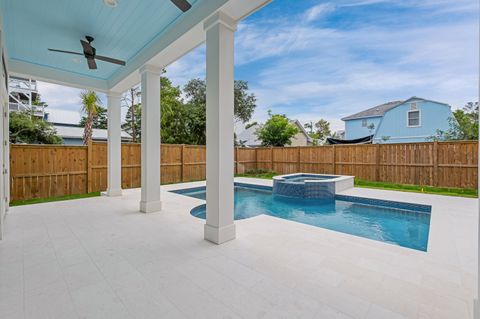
xmin=171 ymin=0 xmax=191 ymax=12
xmin=48 ymin=36 xmax=126 ymax=70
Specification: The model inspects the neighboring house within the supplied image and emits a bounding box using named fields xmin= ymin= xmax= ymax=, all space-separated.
xmin=237 ymin=120 xmax=313 ymax=147
xmin=52 ymin=123 xmax=132 ymax=145
xmin=341 ymin=97 xmax=455 ymax=144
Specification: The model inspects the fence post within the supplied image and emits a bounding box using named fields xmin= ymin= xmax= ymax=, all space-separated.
xmin=181 ymin=144 xmax=185 ymax=182
xmin=87 ymin=140 xmax=93 ymax=193
xmin=433 ymin=141 xmax=438 ymax=186
xmin=375 ymin=144 xmax=381 ymax=182
xmin=255 ymin=147 xmax=258 ymax=171
xmin=297 ymin=147 xmax=301 ymax=172
xmin=270 ymin=147 xmax=274 ymax=172
xmin=332 ymin=145 xmax=336 ymax=174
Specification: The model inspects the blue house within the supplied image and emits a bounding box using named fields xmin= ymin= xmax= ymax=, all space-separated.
xmin=341 ymin=97 xmax=455 ymax=143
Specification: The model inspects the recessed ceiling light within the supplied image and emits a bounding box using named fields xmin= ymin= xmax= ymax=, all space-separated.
xmin=103 ymin=0 xmax=117 ymax=8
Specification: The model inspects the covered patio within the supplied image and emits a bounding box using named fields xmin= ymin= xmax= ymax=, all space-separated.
xmin=0 ymin=1 xmax=479 ymax=319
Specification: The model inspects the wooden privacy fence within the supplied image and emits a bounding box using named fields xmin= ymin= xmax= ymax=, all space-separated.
xmin=10 ymin=141 xmax=478 ymax=201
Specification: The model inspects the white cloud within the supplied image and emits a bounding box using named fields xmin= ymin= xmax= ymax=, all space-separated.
xmin=304 ymin=3 xmax=336 ymax=22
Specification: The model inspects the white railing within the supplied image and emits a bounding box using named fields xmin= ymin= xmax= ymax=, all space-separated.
xmin=9 ymin=103 xmax=44 ymax=117
xmin=8 ymin=77 xmax=37 ymax=93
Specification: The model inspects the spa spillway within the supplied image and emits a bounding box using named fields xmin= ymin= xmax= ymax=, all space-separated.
xmin=272 ymin=173 xmax=354 ymax=199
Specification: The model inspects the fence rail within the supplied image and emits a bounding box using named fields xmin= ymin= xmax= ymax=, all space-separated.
xmin=10 ymin=141 xmax=477 ymax=201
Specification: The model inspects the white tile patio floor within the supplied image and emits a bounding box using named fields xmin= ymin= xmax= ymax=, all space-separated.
xmin=0 ymin=178 xmax=477 ymax=319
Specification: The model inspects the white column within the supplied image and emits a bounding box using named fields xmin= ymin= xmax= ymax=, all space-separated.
xmin=139 ymin=64 xmax=162 ymax=213
xmin=476 ymin=99 xmax=480 ymax=318
xmin=204 ymin=12 xmax=237 ymax=244
xmin=106 ymin=91 xmax=122 ymax=196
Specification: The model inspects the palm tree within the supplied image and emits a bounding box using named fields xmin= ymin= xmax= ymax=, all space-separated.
xmin=80 ymin=90 xmax=101 ymax=145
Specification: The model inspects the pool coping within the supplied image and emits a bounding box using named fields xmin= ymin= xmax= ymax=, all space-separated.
xmin=170 ymin=181 xmax=432 ymax=213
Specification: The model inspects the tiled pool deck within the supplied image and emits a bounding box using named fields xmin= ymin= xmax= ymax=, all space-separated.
xmin=0 ymin=177 xmax=477 ymax=319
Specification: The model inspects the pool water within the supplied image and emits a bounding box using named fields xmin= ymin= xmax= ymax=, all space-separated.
xmin=174 ymin=186 xmax=431 ymax=251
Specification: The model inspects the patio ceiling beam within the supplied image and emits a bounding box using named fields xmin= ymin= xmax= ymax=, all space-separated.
xmin=8 ymin=60 xmax=109 ymax=93
xmin=204 ymin=11 xmax=236 ymax=244
xmin=106 ymin=91 xmax=123 ymax=197
xmin=139 ymin=64 xmax=162 ymax=213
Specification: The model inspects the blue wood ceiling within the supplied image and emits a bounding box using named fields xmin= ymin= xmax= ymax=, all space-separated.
xmin=1 ymin=0 xmax=200 ymax=79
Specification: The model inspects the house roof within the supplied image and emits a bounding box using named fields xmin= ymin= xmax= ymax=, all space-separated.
xmin=236 ymin=124 xmax=261 ymax=147
xmin=341 ymin=97 xmax=451 ymax=121
xmin=53 ymin=124 xmax=132 ymax=141
xmin=341 ymin=101 xmax=404 ymax=121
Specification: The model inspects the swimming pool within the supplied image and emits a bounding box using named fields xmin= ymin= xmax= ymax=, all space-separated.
xmin=172 ymin=184 xmax=431 ymax=251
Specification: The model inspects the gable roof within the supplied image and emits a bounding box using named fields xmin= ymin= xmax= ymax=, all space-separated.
xmin=290 ymin=119 xmax=313 ymax=143
xmin=341 ymin=101 xmax=403 ymax=121
xmin=341 ymin=97 xmax=451 ymax=121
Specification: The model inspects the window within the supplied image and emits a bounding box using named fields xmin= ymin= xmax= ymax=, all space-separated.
xmin=362 ymin=119 xmax=367 ymax=127
xmin=408 ymin=110 xmax=420 ymax=127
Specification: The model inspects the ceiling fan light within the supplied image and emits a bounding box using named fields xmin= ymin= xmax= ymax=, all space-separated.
xmin=103 ymin=0 xmax=117 ymax=8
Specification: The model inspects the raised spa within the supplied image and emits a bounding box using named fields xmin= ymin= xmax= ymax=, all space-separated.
xmin=273 ymin=173 xmax=354 ymax=199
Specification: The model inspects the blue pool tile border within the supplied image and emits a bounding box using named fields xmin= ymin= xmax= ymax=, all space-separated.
xmin=234 ymin=182 xmax=273 ymax=191
xmin=335 ymin=194 xmax=431 ymax=213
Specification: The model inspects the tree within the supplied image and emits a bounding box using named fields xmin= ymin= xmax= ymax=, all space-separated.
xmin=255 ymin=112 xmax=299 ymax=146
xmin=160 ymin=77 xmax=191 ymax=144
xmin=122 ymin=86 xmax=141 ymax=142
xmin=234 ymin=80 xmax=257 ymax=123
xmin=79 ymin=106 xmax=107 ymax=129
xmin=304 ymin=122 xmax=314 ymax=135
xmin=122 ymin=103 xmax=141 ymax=142
xmin=80 ymin=90 xmax=102 ymax=145
xmin=180 ymin=78 xmax=257 ymax=144
xmin=429 ymin=102 xmax=478 ymax=141
xmin=9 ymin=111 xmax=62 ymax=144
xmin=304 ymin=119 xmax=332 ymax=145
xmin=182 ymin=79 xmax=207 ymax=145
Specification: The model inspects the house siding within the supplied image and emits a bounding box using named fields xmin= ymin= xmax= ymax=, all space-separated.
xmin=344 ymin=117 xmax=382 ymax=140
xmin=290 ymin=131 xmax=309 ymax=146
xmin=374 ymin=100 xmax=453 ymax=143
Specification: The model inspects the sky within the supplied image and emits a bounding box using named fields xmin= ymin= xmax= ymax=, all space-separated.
xmin=39 ymin=0 xmax=479 ymax=132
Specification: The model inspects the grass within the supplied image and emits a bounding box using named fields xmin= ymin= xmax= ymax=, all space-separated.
xmin=236 ymin=170 xmax=477 ymax=198
xmin=354 ymin=179 xmax=477 ymax=198
xmin=236 ymin=171 xmax=277 ymax=180
xmin=10 ymin=192 xmax=101 ymax=207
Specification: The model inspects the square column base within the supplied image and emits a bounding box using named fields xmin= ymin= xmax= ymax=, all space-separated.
xmin=139 ymin=200 xmax=162 ymax=213
xmin=204 ymin=223 xmax=236 ymax=244
xmin=474 ymin=299 xmax=479 ymax=319
xmin=103 ymin=189 xmax=122 ymax=197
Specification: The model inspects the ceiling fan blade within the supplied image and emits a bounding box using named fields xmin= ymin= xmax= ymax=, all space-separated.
xmin=80 ymin=40 xmax=94 ymax=56
xmin=87 ymin=58 xmax=97 ymax=70
xmin=95 ymin=55 xmax=126 ymax=66
xmin=171 ymin=0 xmax=191 ymax=12
xmin=48 ymin=48 xmax=83 ymax=56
